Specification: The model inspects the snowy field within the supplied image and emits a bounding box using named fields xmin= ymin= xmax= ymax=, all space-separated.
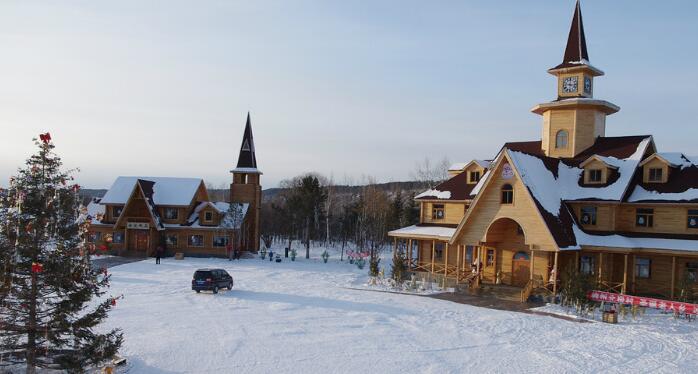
xmin=101 ymin=249 xmax=698 ymax=374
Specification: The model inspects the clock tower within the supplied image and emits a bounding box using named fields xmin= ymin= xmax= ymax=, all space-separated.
xmin=531 ymin=0 xmax=620 ymax=158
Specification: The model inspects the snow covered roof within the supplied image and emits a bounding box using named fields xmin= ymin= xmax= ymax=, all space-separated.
xmin=178 ymin=202 xmax=250 ymax=229
xmin=231 ymin=167 xmax=262 ymax=174
xmin=627 ymin=153 xmax=698 ymax=203
xmin=100 ymin=177 xmax=203 ymax=206
xmin=571 ymin=226 xmax=698 ymax=252
xmin=503 ymin=136 xmax=655 ymax=248
xmin=448 ymin=163 xmax=468 ymax=171
xmin=416 ymin=189 xmax=452 ymax=200
xmin=389 ymin=224 xmax=456 ymax=240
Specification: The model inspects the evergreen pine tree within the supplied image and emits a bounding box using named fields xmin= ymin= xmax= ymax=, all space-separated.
xmin=0 ymin=134 xmax=122 ymax=373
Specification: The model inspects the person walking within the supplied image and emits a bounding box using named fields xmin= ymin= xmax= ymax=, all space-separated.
xmin=155 ymin=245 xmax=163 ymax=265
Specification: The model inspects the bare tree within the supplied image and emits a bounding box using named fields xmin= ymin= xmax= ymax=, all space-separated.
xmin=410 ymin=156 xmax=450 ymax=187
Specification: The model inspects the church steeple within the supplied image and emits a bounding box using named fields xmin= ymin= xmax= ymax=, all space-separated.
xmin=234 ymin=112 xmax=260 ymax=172
xmin=531 ymin=0 xmax=619 ymax=159
xmin=552 ymin=0 xmax=589 ymax=71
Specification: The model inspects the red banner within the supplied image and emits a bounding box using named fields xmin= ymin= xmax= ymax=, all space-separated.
xmin=587 ymin=290 xmax=698 ymax=315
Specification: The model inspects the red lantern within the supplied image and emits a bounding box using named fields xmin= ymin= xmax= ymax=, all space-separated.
xmin=39 ymin=132 xmax=51 ymax=144
xmin=31 ymin=262 xmax=43 ymax=273
xmin=111 ymin=298 xmax=117 ymax=306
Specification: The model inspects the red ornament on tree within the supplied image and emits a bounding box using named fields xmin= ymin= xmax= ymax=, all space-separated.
xmin=99 ymin=244 xmax=108 ymax=251
xmin=31 ymin=262 xmax=43 ymax=273
xmin=25 ymin=222 xmax=33 ymax=233
xmin=111 ymin=298 xmax=117 ymax=306
xmin=72 ymin=184 xmax=80 ymax=193
xmin=39 ymin=132 xmax=51 ymax=144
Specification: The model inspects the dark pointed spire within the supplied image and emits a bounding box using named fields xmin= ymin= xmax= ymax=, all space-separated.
xmin=235 ymin=112 xmax=258 ymax=170
xmin=551 ymin=0 xmax=590 ymax=70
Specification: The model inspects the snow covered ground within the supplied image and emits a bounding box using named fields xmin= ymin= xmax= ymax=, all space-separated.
xmin=101 ymin=247 xmax=698 ymax=373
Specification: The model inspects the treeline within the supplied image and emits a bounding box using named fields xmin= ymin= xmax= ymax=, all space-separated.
xmin=260 ymin=173 xmax=425 ymax=264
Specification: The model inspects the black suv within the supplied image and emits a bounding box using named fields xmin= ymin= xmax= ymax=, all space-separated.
xmin=192 ymin=268 xmax=233 ymax=294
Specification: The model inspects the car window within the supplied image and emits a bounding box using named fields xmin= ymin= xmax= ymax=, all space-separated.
xmin=194 ymin=271 xmax=212 ymax=280
xmin=221 ymin=270 xmax=229 ymax=278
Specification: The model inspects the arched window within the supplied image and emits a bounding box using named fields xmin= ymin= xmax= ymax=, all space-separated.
xmin=555 ymin=130 xmax=569 ymax=149
xmin=513 ymin=251 xmax=529 ymax=261
xmin=501 ymin=184 xmax=513 ymax=204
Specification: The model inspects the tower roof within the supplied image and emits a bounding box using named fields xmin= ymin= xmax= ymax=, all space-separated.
xmin=549 ymin=0 xmax=600 ymax=74
xmin=232 ymin=112 xmax=261 ymax=174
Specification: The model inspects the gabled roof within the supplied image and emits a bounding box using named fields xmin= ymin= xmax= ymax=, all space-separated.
xmin=178 ymin=201 xmax=250 ymax=229
xmin=638 ymin=152 xmax=696 ymax=168
xmin=415 ymin=170 xmax=478 ymax=201
xmin=627 ymin=154 xmax=698 ymax=203
xmin=502 ymin=136 xmax=654 ymax=248
xmin=100 ymin=176 xmax=204 ymax=206
xmin=114 ymin=179 xmax=165 ymax=231
xmin=579 ymin=154 xmax=621 ymax=170
xmin=233 ymin=112 xmax=261 ymax=174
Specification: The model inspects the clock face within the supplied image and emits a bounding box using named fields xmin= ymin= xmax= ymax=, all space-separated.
xmin=562 ymin=76 xmax=578 ymax=93
xmin=584 ymin=76 xmax=592 ymax=95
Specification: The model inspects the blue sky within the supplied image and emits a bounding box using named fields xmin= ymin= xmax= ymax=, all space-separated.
xmin=1 ymin=1 xmax=696 ymax=188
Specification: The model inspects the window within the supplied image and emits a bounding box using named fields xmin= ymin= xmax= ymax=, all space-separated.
xmin=465 ymin=246 xmax=474 ymax=265
xmin=555 ymin=130 xmax=569 ymax=149
xmin=648 ymin=168 xmax=663 ymax=182
xmin=166 ymin=234 xmax=178 ymax=248
xmin=486 ymin=249 xmax=495 ymax=267
xmin=501 ymin=184 xmax=513 ymax=204
xmin=635 ymin=258 xmax=651 ymax=279
xmin=432 ymin=204 xmax=445 ymax=220
xmin=580 ymin=255 xmax=595 ymax=275
xmin=636 ymin=208 xmax=654 ymax=227
xmin=204 ymin=211 xmax=214 ymax=222
xmin=688 ymin=210 xmax=698 ymax=229
xmin=164 ymin=208 xmax=179 ymax=220
xmin=687 ymin=262 xmax=698 ymax=283
xmin=112 ymin=231 xmax=124 ymax=244
xmin=112 ymin=206 xmax=123 ymax=218
xmin=434 ymin=242 xmax=444 ymax=259
xmin=469 ymin=171 xmax=481 ymax=183
xmin=580 ymin=207 xmax=597 ymax=226
xmin=588 ymin=169 xmax=603 ymax=183
xmin=188 ymin=235 xmax=204 ymax=247
xmin=88 ymin=231 xmax=102 ymax=243
xmin=213 ymin=236 xmax=229 ymax=247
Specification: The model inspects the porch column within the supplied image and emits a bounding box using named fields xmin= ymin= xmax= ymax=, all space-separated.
xmin=598 ymin=253 xmax=603 ymax=284
xmin=671 ymin=256 xmax=676 ymax=300
xmin=530 ymin=249 xmax=535 ymax=280
xmin=444 ymin=243 xmax=449 ymax=277
xmin=622 ymin=254 xmax=628 ymax=294
xmin=632 ymin=254 xmax=637 ymax=294
xmin=456 ymin=244 xmax=461 ymax=283
xmin=552 ymin=251 xmax=559 ymax=296
xmin=408 ymin=239 xmax=413 ymax=270
xmin=575 ymin=251 xmax=580 ymax=270
xmin=477 ymin=246 xmax=483 ymax=284
xmin=392 ymin=237 xmax=397 ymax=258
xmin=431 ymin=240 xmax=436 ymax=273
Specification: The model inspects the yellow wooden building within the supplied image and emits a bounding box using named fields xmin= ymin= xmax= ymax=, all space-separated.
xmin=390 ymin=1 xmax=698 ymax=301
xmin=85 ymin=113 xmax=262 ymax=257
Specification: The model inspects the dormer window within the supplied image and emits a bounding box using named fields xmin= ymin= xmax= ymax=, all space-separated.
xmin=112 ymin=206 xmax=123 ymax=218
xmin=581 ymin=206 xmax=597 ymax=226
xmin=648 ymin=168 xmax=663 ymax=183
xmin=204 ymin=211 xmax=214 ymax=222
xmin=164 ymin=208 xmax=178 ymax=220
xmin=469 ymin=171 xmax=481 ymax=184
xmin=432 ymin=204 xmax=445 ymax=220
xmin=555 ymin=130 xmax=569 ymax=149
xmin=588 ymin=169 xmax=603 ymax=183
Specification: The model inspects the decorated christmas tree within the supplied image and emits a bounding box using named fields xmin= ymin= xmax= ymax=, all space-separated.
xmin=0 ymin=134 xmax=123 ymax=373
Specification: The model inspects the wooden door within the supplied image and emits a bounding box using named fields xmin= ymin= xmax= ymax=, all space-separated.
xmin=135 ymin=231 xmax=149 ymax=252
xmin=511 ymin=251 xmax=530 ymax=287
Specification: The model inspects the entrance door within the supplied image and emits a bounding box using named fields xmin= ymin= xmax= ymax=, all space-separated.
xmin=134 ymin=231 xmax=149 ymax=252
xmin=511 ymin=251 xmax=530 ymax=287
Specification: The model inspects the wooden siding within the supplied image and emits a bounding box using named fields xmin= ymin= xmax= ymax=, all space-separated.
xmin=454 ymin=154 xmax=558 ymax=251
xmin=421 ymin=202 xmax=467 ymax=225
xmin=581 ymin=159 xmax=611 ymax=184
xmin=642 ymin=158 xmax=670 ymax=184
xmin=616 ymin=204 xmax=698 ymax=235
xmin=568 ymin=203 xmax=617 ymax=231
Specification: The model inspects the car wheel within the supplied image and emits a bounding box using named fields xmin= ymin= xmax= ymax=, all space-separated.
xmin=227 ymin=282 xmax=233 ymax=290
xmin=195 ymin=290 xmax=200 ymax=293
xmin=213 ymin=286 xmax=219 ymax=294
